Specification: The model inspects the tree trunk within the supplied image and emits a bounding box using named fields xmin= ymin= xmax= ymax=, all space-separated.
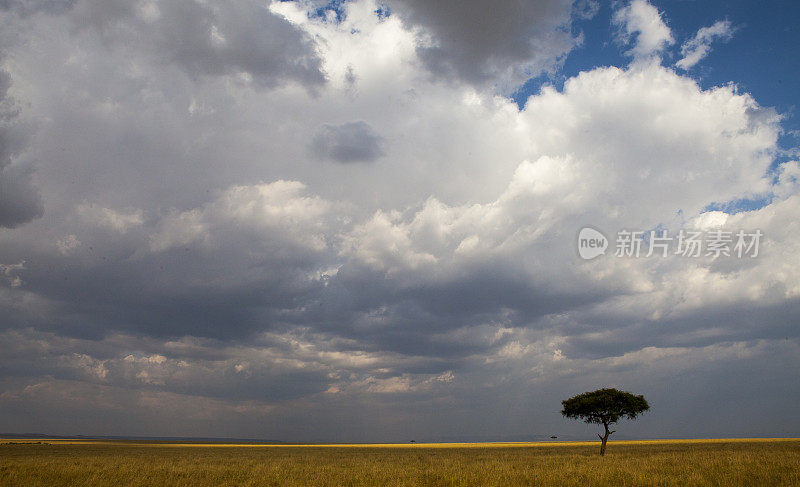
xmin=598 ymin=423 xmax=615 ymax=456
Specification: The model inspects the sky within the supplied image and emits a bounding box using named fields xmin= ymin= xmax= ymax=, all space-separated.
xmin=0 ymin=0 xmax=798 ymax=442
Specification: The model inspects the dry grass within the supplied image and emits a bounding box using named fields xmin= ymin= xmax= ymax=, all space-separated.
xmin=1 ymin=438 xmax=797 ymax=486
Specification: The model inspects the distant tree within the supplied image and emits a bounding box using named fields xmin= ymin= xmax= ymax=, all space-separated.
xmin=561 ymin=388 xmax=649 ymax=455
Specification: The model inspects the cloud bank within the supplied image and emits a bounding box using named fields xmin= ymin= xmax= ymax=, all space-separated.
xmin=0 ymin=0 xmax=797 ymax=441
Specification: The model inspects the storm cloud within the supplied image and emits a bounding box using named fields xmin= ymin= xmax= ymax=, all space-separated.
xmin=387 ymin=0 xmax=581 ymax=88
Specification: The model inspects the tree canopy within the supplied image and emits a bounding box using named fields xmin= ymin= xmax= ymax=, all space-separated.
xmin=561 ymin=388 xmax=649 ymax=425
xmin=561 ymin=388 xmax=650 ymax=455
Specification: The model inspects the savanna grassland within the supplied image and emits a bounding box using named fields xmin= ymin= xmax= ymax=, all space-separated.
xmin=1 ymin=438 xmax=798 ymax=486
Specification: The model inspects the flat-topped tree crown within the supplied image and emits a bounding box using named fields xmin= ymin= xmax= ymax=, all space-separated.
xmin=561 ymin=388 xmax=649 ymax=455
xmin=561 ymin=388 xmax=649 ymax=424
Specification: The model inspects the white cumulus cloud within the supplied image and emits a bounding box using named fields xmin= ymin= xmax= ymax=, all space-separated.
xmin=613 ymin=0 xmax=674 ymax=61
xmin=676 ymin=20 xmax=736 ymax=70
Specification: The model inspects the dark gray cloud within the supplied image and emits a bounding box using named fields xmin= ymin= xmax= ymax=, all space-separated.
xmin=0 ymin=67 xmax=44 ymax=228
xmin=0 ymin=73 xmax=23 ymax=173
xmin=560 ymin=298 xmax=800 ymax=360
xmin=311 ymin=121 xmax=384 ymax=163
xmin=0 ymin=163 xmax=44 ymax=228
xmin=388 ymin=0 xmax=578 ymax=87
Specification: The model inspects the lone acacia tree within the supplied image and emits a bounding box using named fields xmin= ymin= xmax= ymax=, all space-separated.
xmin=561 ymin=388 xmax=649 ymax=455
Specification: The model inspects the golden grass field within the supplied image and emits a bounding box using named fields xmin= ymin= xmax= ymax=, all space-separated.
xmin=1 ymin=438 xmax=798 ymax=486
